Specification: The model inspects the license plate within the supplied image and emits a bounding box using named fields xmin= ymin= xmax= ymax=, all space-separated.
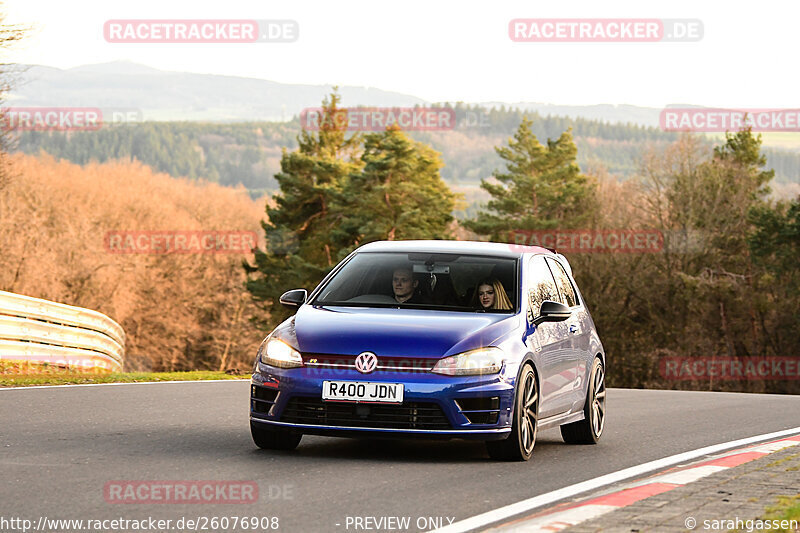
xmin=322 ymin=381 xmax=404 ymax=403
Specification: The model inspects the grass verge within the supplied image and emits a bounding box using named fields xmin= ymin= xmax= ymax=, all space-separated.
xmin=761 ymin=494 xmax=800 ymax=532
xmin=0 ymin=361 xmax=249 ymax=387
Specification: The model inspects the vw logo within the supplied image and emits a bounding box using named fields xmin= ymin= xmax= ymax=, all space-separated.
xmin=355 ymin=352 xmax=378 ymax=374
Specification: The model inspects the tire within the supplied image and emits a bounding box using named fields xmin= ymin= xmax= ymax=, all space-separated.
xmin=561 ymin=357 xmax=606 ymax=444
xmin=486 ymin=365 xmax=538 ymax=461
xmin=250 ymin=421 xmax=302 ymax=450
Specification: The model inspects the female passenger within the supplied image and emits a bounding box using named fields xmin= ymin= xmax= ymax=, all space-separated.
xmin=472 ymin=278 xmax=512 ymax=311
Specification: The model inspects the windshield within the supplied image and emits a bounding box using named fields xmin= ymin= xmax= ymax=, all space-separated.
xmin=312 ymin=252 xmax=518 ymax=312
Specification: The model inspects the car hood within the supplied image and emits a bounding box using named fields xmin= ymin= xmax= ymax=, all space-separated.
xmin=290 ymin=305 xmax=518 ymax=358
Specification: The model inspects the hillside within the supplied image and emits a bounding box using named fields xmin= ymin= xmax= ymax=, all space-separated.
xmin=8 ymin=62 xmax=741 ymax=129
xmin=8 ymin=61 xmax=426 ymax=122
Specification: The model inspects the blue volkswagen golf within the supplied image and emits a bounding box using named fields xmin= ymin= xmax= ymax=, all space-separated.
xmin=250 ymin=240 xmax=606 ymax=460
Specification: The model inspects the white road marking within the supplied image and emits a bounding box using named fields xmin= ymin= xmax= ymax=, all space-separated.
xmin=488 ymin=504 xmax=617 ymax=532
xmin=431 ymin=426 xmax=800 ymax=533
xmin=750 ymin=440 xmax=800 ymax=453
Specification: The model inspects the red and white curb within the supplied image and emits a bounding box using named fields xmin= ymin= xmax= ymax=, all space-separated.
xmin=487 ymin=435 xmax=800 ymax=532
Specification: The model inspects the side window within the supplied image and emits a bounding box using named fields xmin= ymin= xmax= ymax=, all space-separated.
xmin=527 ymin=256 xmax=561 ymax=322
xmin=547 ymin=258 xmax=579 ymax=308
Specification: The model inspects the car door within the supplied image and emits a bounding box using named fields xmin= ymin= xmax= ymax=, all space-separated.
xmin=524 ymin=255 xmax=574 ymax=418
xmin=546 ymin=257 xmax=587 ymax=411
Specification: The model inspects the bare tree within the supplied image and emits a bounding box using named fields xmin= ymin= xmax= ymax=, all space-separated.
xmin=0 ymin=6 xmax=27 ymax=190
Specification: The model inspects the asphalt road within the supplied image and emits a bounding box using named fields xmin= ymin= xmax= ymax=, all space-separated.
xmin=1 ymin=382 xmax=799 ymax=533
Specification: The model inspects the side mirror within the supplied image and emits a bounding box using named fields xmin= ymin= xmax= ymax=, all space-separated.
xmin=533 ymin=300 xmax=571 ymax=325
xmin=279 ymin=289 xmax=307 ymax=309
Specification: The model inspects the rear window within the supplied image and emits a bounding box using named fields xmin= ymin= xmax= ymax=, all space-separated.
xmin=313 ymin=252 xmax=518 ymax=312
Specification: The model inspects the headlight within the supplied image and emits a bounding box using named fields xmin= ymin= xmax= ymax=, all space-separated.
xmin=258 ymin=338 xmax=303 ymax=369
xmin=431 ymin=347 xmax=504 ymax=376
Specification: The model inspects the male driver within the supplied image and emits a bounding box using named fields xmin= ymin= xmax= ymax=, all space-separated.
xmin=392 ymin=267 xmax=424 ymax=304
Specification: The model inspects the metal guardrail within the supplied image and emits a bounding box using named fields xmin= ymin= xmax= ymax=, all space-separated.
xmin=0 ymin=291 xmax=125 ymax=372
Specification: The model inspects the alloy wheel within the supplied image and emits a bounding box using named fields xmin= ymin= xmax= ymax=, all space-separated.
xmin=520 ymin=370 xmax=538 ymax=455
xmin=591 ymin=363 xmax=606 ymax=438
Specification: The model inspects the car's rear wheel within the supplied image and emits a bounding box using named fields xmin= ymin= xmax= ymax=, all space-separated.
xmin=486 ymin=365 xmax=538 ymax=461
xmin=561 ymin=357 xmax=605 ymax=444
xmin=250 ymin=421 xmax=302 ymax=450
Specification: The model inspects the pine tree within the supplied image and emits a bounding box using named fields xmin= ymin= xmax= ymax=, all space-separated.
xmin=244 ymin=90 xmax=362 ymax=323
xmin=335 ymin=125 xmax=456 ymax=245
xmin=465 ymin=118 xmax=596 ymax=240
xmin=649 ymin=128 xmax=778 ymax=359
xmin=666 ymin=127 xmax=773 ymax=259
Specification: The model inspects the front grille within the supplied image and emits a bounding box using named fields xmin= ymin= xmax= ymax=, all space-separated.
xmin=302 ymin=353 xmax=436 ymax=373
xmin=280 ymin=397 xmax=451 ymax=430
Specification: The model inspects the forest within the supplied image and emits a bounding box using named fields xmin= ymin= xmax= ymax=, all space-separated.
xmin=14 ymin=103 xmax=800 ymax=208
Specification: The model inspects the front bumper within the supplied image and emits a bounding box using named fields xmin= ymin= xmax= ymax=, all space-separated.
xmin=250 ymin=361 xmax=516 ymax=441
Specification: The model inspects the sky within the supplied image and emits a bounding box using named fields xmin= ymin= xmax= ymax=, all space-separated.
xmin=4 ymin=0 xmax=799 ymax=107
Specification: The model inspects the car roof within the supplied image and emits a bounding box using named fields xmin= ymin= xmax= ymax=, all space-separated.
xmin=355 ymin=239 xmax=553 ymax=258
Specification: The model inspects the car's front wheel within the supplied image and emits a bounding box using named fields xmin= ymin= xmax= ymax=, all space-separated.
xmin=250 ymin=421 xmax=302 ymax=450
xmin=561 ymin=357 xmax=605 ymax=444
xmin=486 ymin=365 xmax=538 ymax=461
